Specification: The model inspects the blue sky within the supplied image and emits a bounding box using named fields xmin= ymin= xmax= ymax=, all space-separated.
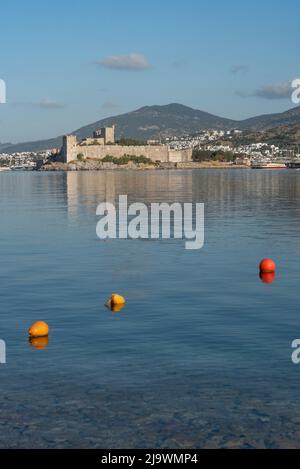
xmin=0 ymin=0 xmax=299 ymax=143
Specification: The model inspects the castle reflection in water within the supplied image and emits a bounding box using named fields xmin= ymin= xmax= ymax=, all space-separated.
xmin=65 ymin=168 xmax=300 ymax=222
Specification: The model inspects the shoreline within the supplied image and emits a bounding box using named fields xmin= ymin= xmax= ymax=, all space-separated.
xmin=41 ymin=161 xmax=249 ymax=171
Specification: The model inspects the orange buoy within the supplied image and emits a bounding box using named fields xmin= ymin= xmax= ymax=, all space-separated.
xmin=28 ymin=321 xmax=49 ymax=338
xmin=260 ymin=271 xmax=276 ymax=284
xmin=259 ymin=259 xmax=276 ymax=273
xmin=29 ymin=336 xmax=49 ymax=350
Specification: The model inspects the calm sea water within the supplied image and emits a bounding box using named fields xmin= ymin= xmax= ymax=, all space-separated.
xmin=1 ymin=169 xmax=300 ymax=448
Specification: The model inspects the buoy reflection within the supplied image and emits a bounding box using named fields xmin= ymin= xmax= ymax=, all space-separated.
xmin=29 ymin=336 xmax=49 ymax=350
xmin=259 ymin=271 xmax=276 ymax=284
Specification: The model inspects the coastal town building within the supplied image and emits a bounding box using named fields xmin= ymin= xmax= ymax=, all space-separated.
xmin=61 ymin=126 xmax=192 ymax=164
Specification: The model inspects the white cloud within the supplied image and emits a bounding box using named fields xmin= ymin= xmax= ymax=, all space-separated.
xmin=171 ymin=59 xmax=188 ymax=69
xmin=253 ymin=81 xmax=292 ymax=99
xmin=34 ymin=98 xmax=65 ymax=109
xmin=11 ymin=98 xmax=65 ymax=109
xmin=102 ymin=100 xmax=119 ymax=109
xmin=97 ymin=53 xmax=150 ymax=70
xmin=237 ymin=80 xmax=294 ymax=100
xmin=231 ymin=64 xmax=248 ymax=74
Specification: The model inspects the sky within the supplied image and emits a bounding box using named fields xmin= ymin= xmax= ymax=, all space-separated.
xmin=0 ymin=0 xmax=300 ymax=143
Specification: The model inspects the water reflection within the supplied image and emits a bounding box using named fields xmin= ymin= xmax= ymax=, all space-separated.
xmin=29 ymin=336 xmax=49 ymax=350
xmin=66 ymin=170 xmax=194 ymax=217
xmin=106 ymin=303 xmax=126 ymax=314
xmin=65 ymin=169 xmax=300 ymax=223
xmin=259 ymin=271 xmax=276 ymax=284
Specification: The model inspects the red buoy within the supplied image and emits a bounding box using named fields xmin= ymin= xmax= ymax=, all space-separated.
xmin=259 ymin=259 xmax=276 ymax=273
xmin=259 ymin=271 xmax=275 ymax=284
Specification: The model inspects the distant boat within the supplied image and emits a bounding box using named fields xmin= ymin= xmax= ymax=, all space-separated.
xmin=11 ymin=165 xmax=25 ymax=171
xmin=286 ymin=161 xmax=300 ymax=169
xmin=0 ymin=167 xmax=11 ymax=172
xmin=11 ymin=164 xmax=35 ymax=171
xmin=251 ymin=162 xmax=287 ymax=169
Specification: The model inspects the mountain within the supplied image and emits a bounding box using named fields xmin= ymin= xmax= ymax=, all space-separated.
xmin=238 ymin=106 xmax=300 ymax=131
xmin=2 ymin=103 xmax=300 ymax=154
xmin=0 ymin=137 xmax=63 ymax=154
xmin=0 ymin=142 xmax=12 ymax=151
xmin=0 ymin=104 xmax=235 ymax=154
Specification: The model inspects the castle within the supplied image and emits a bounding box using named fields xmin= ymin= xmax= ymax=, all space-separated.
xmin=61 ymin=126 xmax=192 ymax=164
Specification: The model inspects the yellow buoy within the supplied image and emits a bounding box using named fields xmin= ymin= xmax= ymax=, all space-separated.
xmin=111 ymin=293 xmax=126 ymax=306
xmin=105 ymin=293 xmax=126 ymax=311
xmin=110 ymin=303 xmax=125 ymax=314
xmin=28 ymin=321 xmax=49 ymax=338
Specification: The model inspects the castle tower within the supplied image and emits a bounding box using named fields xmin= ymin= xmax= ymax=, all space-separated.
xmin=103 ymin=125 xmax=115 ymax=144
xmin=93 ymin=125 xmax=115 ymax=144
xmin=62 ymin=135 xmax=77 ymax=163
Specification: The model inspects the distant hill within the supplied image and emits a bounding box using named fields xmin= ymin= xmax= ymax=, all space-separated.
xmin=0 ymin=142 xmax=12 ymax=151
xmin=3 ymin=103 xmax=300 ymax=154
xmin=1 ymin=104 xmax=235 ymax=154
xmin=238 ymin=106 xmax=300 ymax=131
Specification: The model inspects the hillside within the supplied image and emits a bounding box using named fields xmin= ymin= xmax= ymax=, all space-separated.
xmin=2 ymin=103 xmax=300 ymax=153
xmin=238 ymin=106 xmax=300 ymax=131
xmin=0 ymin=142 xmax=12 ymax=151
xmin=232 ymin=122 xmax=300 ymax=146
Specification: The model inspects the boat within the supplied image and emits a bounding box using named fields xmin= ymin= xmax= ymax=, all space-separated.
xmin=11 ymin=164 xmax=35 ymax=171
xmin=286 ymin=161 xmax=300 ymax=169
xmin=11 ymin=165 xmax=25 ymax=171
xmin=251 ymin=162 xmax=287 ymax=169
xmin=0 ymin=167 xmax=11 ymax=172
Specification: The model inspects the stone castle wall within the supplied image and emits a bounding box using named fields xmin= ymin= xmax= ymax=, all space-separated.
xmin=62 ymin=136 xmax=192 ymax=164
xmin=73 ymin=144 xmax=170 ymax=163
xmin=168 ymin=149 xmax=192 ymax=163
